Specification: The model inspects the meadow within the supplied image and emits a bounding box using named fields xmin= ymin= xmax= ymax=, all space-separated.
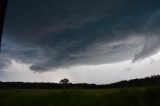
xmin=0 ymin=87 xmax=160 ymax=106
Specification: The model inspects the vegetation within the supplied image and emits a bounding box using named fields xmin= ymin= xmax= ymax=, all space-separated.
xmin=0 ymin=75 xmax=160 ymax=106
xmin=0 ymin=75 xmax=160 ymax=89
xmin=59 ymin=78 xmax=69 ymax=84
xmin=0 ymin=87 xmax=160 ymax=106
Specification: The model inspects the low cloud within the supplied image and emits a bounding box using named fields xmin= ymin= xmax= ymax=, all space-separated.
xmin=1 ymin=0 xmax=160 ymax=72
xmin=133 ymin=36 xmax=160 ymax=61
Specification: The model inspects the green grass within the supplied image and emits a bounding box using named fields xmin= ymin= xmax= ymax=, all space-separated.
xmin=0 ymin=87 xmax=160 ymax=106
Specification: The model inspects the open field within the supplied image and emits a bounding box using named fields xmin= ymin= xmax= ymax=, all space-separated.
xmin=0 ymin=87 xmax=160 ymax=106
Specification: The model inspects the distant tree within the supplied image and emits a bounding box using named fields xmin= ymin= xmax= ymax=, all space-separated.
xmin=59 ymin=78 xmax=69 ymax=84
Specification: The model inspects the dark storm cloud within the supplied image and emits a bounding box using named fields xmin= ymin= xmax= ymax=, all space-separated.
xmin=2 ymin=0 xmax=160 ymax=72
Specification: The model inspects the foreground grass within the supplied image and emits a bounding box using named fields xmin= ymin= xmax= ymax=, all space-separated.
xmin=0 ymin=87 xmax=160 ymax=106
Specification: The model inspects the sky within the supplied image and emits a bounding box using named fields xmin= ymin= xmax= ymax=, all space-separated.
xmin=1 ymin=0 xmax=160 ymax=84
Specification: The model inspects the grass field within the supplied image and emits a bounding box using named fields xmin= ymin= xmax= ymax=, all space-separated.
xmin=0 ymin=87 xmax=160 ymax=106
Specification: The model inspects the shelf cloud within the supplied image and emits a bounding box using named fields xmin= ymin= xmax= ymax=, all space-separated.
xmin=2 ymin=0 xmax=160 ymax=72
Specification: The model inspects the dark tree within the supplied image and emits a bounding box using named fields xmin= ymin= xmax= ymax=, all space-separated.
xmin=0 ymin=75 xmax=160 ymax=89
xmin=59 ymin=78 xmax=69 ymax=84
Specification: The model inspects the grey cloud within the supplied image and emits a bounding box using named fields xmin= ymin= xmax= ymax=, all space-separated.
xmin=133 ymin=36 xmax=160 ymax=61
xmin=0 ymin=55 xmax=10 ymax=68
xmin=2 ymin=0 xmax=160 ymax=72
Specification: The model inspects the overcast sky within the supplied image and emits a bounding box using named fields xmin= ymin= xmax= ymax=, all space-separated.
xmin=1 ymin=0 xmax=160 ymax=84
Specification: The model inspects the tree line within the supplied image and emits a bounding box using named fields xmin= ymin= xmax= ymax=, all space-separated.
xmin=0 ymin=75 xmax=160 ymax=89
